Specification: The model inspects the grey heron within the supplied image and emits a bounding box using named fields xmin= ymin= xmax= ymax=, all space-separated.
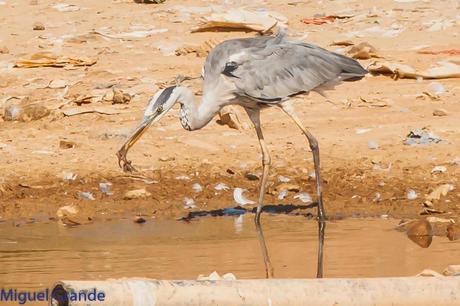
xmin=116 ymin=29 xmax=367 ymax=277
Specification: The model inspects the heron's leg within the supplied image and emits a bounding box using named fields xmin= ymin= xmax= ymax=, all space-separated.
xmin=279 ymin=102 xmax=326 ymax=221
xmin=245 ymin=107 xmax=274 ymax=278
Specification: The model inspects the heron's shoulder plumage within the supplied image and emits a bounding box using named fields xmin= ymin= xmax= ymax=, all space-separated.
xmin=210 ymin=32 xmax=367 ymax=103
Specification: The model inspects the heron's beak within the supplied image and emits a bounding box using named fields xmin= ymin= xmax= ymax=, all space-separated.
xmin=116 ymin=114 xmax=157 ymax=172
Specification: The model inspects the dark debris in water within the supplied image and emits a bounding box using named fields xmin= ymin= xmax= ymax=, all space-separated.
xmin=178 ymin=203 xmax=317 ymax=222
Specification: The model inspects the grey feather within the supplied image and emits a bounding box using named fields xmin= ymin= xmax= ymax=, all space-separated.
xmin=203 ymin=30 xmax=367 ymax=104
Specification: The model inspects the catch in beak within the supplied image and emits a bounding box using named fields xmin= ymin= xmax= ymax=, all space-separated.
xmin=116 ymin=86 xmax=176 ymax=172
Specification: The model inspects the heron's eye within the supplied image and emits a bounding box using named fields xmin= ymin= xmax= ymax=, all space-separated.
xmin=157 ymin=105 xmax=163 ymax=113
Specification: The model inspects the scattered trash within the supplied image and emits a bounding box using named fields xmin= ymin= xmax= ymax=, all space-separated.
xmin=52 ymin=3 xmax=80 ymax=12
xmin=3 ymin=104 xmax=50 ymax=122
xmin=433 ymin=109 xmax=448 ymax=117
xmin=426 ymin=184 xmax=454 ymax=201
xmin=245 ymin=173 xmax=259 ymax=181
xmin=123 ymin=188 xmax=152 ymax=200
xmin=103 ymin=88 xmax=131 ymax=104
xmin=33 ymin=22 xmax=45 ymax=31
xmin=427 ymin=82 xmax=445 ymax=95
xmin=197 ymin=271 xmax=237 ymax=281
xmin=347 ymin=42 xmax=380 ymax=60
xmin=431 ymin=166 xmax=447 ymax=174
xmin=443 ymin=265 xmax=460 ymax=276
xmin=406 ymin=219 xmax=433 ymax=248
xmin=191 ymin=8 xmax=287 ymax=33
xmin=192 ymin=183 xmax=203 ymax=193
xmin=93 ymin=28 xmax=168 ymax=40
xmin=301 ymin=14 xmax=353 ymax=25
xmin=183 ymin=197 xmax=196 ymax=209
xmin=78 ymin=191 xmax=95 ymax=201
xmin=133 ymin=216 xmax=146 ymax=224
xmin=59 ymin=140 xmax=76 ymax=149
xmin=216 ymin=106 xmax=243 ymax=130
xmin=176 ymin=175 xmax=190 ymax=181
xmin=355 ymin=128 xmax=372 ymax=134
xmin=294 ymin=192 xmax=313 ymax=204
xmin=99 ymin=182 xmax=113 ymax=196
xmin=62 ymin=106 xmax=124 ymax=117
xmin=418 ymin=49 xmax=460 ymax=56
xmin=368 ymin=140 xmax=379 ymax=150
xmin=425 ymin=19 xmax=454 ymax=32
xmin=368 ymin=61 xmax=460 ymax=80
xmin=175 ymin=39 xmax=219 ymax=58
xmin=420 ymin=207 xmax=446 ymax=215
xmin=59 ymin=171 xmax=77 ymax=181
xmin=276 ymin=183 xmax=300 ymax=193
xmin=14 ymin=52 xmax=96 ymax=68
xmin=278 ymin=189 xmax=288 ymax=200
xmin=233 ymin=188 xmax=255 ymax=205
xmin=407 ymin=189 xmax=417 ymax=200
xmin=403 ymin=128 xmax=442 ymax=146
xmin=278 ymin=176 xmax=290 ymax=183
xmin=215 ymin=183 xmax=229 ymax=191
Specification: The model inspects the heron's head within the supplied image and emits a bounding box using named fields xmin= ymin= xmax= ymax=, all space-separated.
xmin=143 ymin=85 xmax=178 ymax=124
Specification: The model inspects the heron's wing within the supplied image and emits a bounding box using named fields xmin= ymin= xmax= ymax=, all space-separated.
xmin=222 ymin=41 xmax=367 ymax=102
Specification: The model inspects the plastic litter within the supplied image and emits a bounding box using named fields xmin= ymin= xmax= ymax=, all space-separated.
xmin=294 ymin=192 xmax=313 ymax=204
xmin=233 ymin=188 xmax=255 ymax=205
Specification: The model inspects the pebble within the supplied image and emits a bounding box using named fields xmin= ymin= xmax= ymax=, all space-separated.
xmin=276 ymin=183 xmax=300 ymax=192
xmin=123 ymin=188 xmax=152 ymax=200
xmin=406 ymin=219 xmax=433 ymax=248
xmin=59 ymin=140 xmax=76 ymax=149
xmin=443 ymin=265 xmax=460 ymax=276
xmin=433 ymin=108 xmax=448 ymax=116
xmin=245 ymin=173 xmax=259 ymax=181
xmin=447 ymin=224 xmax=460 ymax=241
xmin=0 ymin=46 xmax=9 ymax=54
xmin=133 ymin=216 xmax=146 ymax=224
xmin=33 ymin=22 xmax=45 ymax=31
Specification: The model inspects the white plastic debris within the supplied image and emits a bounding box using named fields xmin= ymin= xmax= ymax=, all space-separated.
xmin=53 ymin=3 xmax=80 ymax=12
xmin=183 ymin=197 xmax=196 ymax=209
xmin=427 ymin=82 xmax=445 ymax=95
xmin=192 ymin=183 xmax=203 ymax=193
xmin=407 ymin=189 xmax=418 ymax=200
xmin=294 ymin=192 xmax=313 ymax=204
xmin=215 ymin=183 xmax=229 ymax=191
xmin=278 ymin=189 xmax=288 ymax=200
xmin=99 ymin=182 xmax=113 ymax=196
xmin=278 ymin=175 xmax=290 ymax=183
xmin=368 ymin=140 xmax=379 ymax=150
xmin=59 ymin=171 xmax=77 ymax=181
xmin=176 ymin=175 xmax=190 ymax=181
xmin=355 ymin=128 xmax=372 ymax=134
xmin=78 ymin=191 xmax=95 ymax=201
xmin=431 ymin=166 xmax=447 ymax=174
xmin=233 ymin=188 xmax=255 ymax=205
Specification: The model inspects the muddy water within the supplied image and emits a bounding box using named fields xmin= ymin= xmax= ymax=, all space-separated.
xmin=0 ymin=216 xmax=459 ymax=290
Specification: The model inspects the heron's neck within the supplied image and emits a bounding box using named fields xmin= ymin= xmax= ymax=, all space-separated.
xmin=176 ymin=86 xmax=219 ymax=131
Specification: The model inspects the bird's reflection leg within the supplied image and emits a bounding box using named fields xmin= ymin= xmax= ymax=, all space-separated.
xmin=245 ymin=107 xmax=274 ymax=278
xmin=316 ymin=220 xmax=326 ymax=278
xmin=279 ymin=102 xmax=326 ymax=221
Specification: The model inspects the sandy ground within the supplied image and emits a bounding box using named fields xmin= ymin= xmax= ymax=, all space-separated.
xmin=0 ymin=0 xmax=459 ymax=223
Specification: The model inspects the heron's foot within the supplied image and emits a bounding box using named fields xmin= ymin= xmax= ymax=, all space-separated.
xmin=116 ymin=149 xmax=137 ymax=173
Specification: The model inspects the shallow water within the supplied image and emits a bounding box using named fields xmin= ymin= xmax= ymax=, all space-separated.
xmin=0 ymin=216 xmax=459 ymax=290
